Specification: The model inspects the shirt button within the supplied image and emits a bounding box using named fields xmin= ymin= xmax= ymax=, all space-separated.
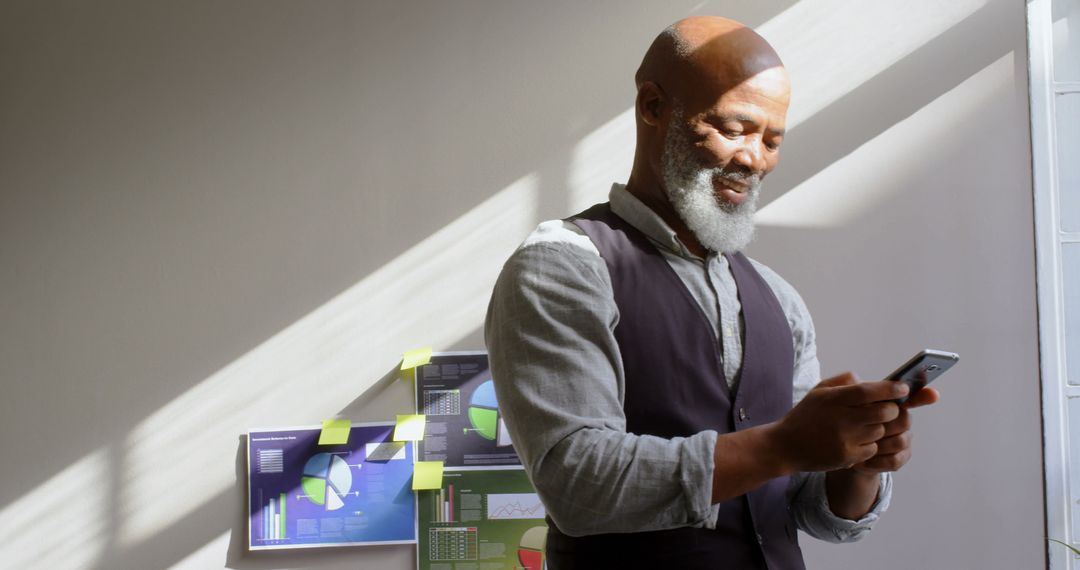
xmin=756 ymin=532 xmax=764 ymax=545
xmin=739 ymin=408 xmax=748 ymax=421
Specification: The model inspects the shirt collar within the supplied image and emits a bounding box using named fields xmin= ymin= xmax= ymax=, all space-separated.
xmin=608 ymin=183 xmax=701 ymax=259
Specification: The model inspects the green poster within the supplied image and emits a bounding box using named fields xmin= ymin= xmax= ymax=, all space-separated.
xmin=417 ymin=469 xmax=547 ymax=570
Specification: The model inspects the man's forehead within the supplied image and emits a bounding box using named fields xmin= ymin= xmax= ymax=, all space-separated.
xmin=688 ymin=68 xmax=790 ymax=118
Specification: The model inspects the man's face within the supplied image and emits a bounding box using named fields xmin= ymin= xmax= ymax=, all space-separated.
xmin=659 ymin=68 xmax=790 ymax=253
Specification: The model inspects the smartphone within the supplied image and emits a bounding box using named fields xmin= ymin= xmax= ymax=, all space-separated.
xmin=885 ymin=349 xmax=959 ymax=403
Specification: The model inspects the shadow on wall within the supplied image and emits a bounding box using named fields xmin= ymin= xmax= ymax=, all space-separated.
xmin=0 ymin=0 xmax=1027 ymax=569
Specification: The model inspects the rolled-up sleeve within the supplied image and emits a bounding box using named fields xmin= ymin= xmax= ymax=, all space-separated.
xmin=485 ymin=241 xmax=718 ymax=536
xmin=789 ymin=471 xmax=892 ymax=543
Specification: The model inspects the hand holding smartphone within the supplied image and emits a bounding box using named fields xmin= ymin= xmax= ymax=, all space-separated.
xmin=885 ymin=349 xmax=959 ymax=403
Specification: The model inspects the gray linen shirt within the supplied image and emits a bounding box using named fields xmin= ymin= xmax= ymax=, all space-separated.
xmin=485 ymin=183 xmax=891 ymax=542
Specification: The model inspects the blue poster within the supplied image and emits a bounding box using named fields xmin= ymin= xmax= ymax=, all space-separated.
xmin=247 ymin=422 xmax=417 ymax=550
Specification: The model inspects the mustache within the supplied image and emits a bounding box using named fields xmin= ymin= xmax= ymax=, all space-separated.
xmin=715 ymin=167 xmax=761 ymax=188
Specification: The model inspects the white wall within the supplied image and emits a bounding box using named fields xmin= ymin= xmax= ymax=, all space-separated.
xmin=0 ymin=1 xmax=1043 ymax=568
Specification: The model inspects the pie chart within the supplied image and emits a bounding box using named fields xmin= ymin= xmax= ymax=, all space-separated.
xmin=517 ymin=526 xmax=546 ymax=570
xmin=467 ymin=380 xmax=512 ymax=446
xmin=300 ymin=453 xmax=354 ymax=511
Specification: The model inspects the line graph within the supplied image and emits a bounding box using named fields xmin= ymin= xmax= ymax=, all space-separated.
xmin=486 ymin=493 xmax=546 ymax=520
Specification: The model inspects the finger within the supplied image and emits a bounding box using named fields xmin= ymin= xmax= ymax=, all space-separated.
xmin=834 ymin=380 xmax=908 ymax=406
xmin=853 ymin=441 xmax=880 ymax=464
xmin=881 ymin=409 xmax=912 ymax=437
xmin=816 ymin=372 xmax=860 ymax=389
xmin=854 ymin=423 xmax=887 ymax=444
xmin=848 ymin=402 xmax=901 ymax=425
xmin=902 ymin=387 xmax=940 ymax=409
xmin=860 ymin=449 xmax=912 ymax=472
xmin=873 ymin=432 xmax=912 ymax=455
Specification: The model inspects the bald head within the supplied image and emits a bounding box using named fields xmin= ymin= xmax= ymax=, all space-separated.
xmin=635 ymin=16 xmax=786 ymax=109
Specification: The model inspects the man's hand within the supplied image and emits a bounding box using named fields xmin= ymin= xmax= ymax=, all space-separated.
xmin=709 ymin=373 xmax=937 ymax=505
xmin=767 ymin=372 xmax=907 ymax=473
xmin=825 ymin=378 xmax=941 ymax=519
xmin=847 ymin=383 xmax=940 ymax=474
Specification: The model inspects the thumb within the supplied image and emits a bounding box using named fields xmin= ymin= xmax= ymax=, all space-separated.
xmin=815 ymin=372 xmax=860 ymax=389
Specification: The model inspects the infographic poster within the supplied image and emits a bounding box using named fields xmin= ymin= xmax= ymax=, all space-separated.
xmin=418 ymin=468 xmax=548 ymax=570
xmin=247 ymin=423 xmax=417 ymax=550
xmin=414 ymin=352 xmax=521 ymax=467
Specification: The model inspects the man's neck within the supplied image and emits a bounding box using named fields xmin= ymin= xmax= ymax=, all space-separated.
xmin=623 ymin=175 xmax=710 ymax=259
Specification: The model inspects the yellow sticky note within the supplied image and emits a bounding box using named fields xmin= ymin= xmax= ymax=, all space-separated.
xmin=394 ymin=414 xmax=426 ymax=441
xmin=318 ymin=419 xmax=351 ymax=445
xmin=401 ymin=347 xmax=433 ymax=370
xmin=412 ymin=461 xmax=444 ymax=490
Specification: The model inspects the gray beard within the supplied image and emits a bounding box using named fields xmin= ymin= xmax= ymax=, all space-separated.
xmin=660 ymin=113 xmax=761 ymax=254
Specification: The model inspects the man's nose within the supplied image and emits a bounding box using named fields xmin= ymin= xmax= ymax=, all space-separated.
xmin=732 ymin=138 xmax=766 ymax=173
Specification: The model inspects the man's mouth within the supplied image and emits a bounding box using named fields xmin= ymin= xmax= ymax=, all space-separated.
xmin=716 ymin=175 xmax=752 ymax=192
xmin=711 ymin=174 xmax=758 ymax=207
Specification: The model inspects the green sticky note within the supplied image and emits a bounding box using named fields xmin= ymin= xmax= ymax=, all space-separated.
xmin=318 ymin=419 xmax=351 ymax=445
xmin=401 ymin=347 xmax=433 ymax=370
xmin=394 ymin=414 xmax=426 ymax=442
xmin=412 ymin=461 xmax=444 ymax=490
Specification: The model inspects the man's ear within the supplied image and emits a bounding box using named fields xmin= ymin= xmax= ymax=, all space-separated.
xmin=636 ymin=81 xmax=666 ymax=127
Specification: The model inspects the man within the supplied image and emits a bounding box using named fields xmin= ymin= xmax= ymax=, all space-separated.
xmin=485 ymin=16 xmax=938 ymax=570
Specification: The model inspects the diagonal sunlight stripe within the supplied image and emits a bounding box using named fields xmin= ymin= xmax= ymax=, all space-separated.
xmin=568 ymin=108 xmax=636 ymax=213
xmin=118 ymin=174 xmax=538 ymax=545
xmin=757 ymin=51 xmax=1013 ymax=228
xmin=0 ymin=449 xmax=109 ymax=570
xmin=758 ymin=0 xmax=987 ymax=130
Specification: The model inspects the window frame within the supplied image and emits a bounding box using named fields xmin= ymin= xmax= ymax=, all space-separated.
xmin=1028 ymin=0 xmax=1080 ymax=567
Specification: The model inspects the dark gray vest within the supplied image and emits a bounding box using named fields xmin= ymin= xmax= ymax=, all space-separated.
xmin=546 ymin=202 xmax=805 ymax=570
